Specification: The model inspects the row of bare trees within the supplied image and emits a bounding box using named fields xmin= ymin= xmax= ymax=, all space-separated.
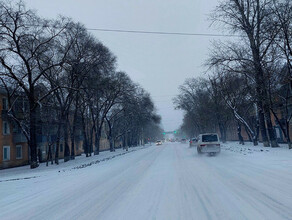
xmin=0 ymin=1 xmax=162 ymax=168
xmin=175 ymin=0 xmax=292 ymax=148
xmin=174 ymin=78 xmax=232 ymax=143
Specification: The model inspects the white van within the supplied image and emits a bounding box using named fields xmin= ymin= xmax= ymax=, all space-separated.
xmin=156 ymin=140 xmax=162 ymax=146
xmin=196 ymin=133 xmax=220 ymax=155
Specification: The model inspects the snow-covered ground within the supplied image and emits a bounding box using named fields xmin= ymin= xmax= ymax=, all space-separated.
xmin=0 ymin=146 xmax=148 ymax=183
xmin=1 ymin=142 xmax=292 ymax=220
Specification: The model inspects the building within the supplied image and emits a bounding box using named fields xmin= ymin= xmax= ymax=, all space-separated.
xmin=0 ymin=91 xmax=29 ymax=169
xmin=0 ymin=89 xmax=114 ymax=169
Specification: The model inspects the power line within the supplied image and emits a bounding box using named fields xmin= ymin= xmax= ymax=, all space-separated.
xmin=4 ymin=21 xmax=240 ymax=38
xmin=87 ymin=28 xmax=240 ymax=38
xmin=152 ymin=94 xmax=178 ymax=98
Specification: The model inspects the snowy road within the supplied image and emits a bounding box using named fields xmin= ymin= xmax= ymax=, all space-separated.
xmin=1 ymin=142 xmax=292 ymax=220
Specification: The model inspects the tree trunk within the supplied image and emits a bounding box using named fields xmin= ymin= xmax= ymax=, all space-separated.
xmin=107 ymin=119 xmax=114 ymax=152
xmin=262 ymin=87 xmax=279 ymax=148
xmin=94 ymin=127 xmax=102 ymax=155
xmin=237 ymin=122 xmax=244 ymax=145
xmin=109 ymin=138 xmax=114 ymax=151
xmin=70 ymin=131 xmax=75 ymax=160
xmin=126 ymin=132 xmax=130 ymax=151
xmin=246 ymin=9 xmax=272 ymax=147
xmin=254 ymin=116 xmax=259 ymax=146
xmin=81 ymin=114 xmax=89 ymax=157
xmin=271 ymin=109 xmax=291 ymax=149
xmin=70 ymin=106 xmax=78 ymax=160
xmin=254 ymin=62 xmax=269 ymax=147
xmin=70 ymin=135 xmax=75 ymax=159
xmin=46 ymin=144 xmax=53 ymax=166
xmin=122 ymin=135 xmax=126 ymax=150
xmin=55 ymin=123 xmax=61 ymax=165
xmin=89 ymin=125 xmax=94 ymax=156
xmin=244 ymin=125 xmax=252 ymax=142
xmin=258 ymin=101 xmax=269 ymax=147
xmin=219 ymin=123 xmax=226 ymax=143
xmin=29 ymin=102 xmax=38 ymax=169
xmin=109 ymin=133 xmax=114 ymax=151
xmin=64 ymin=119 xmax=70 ymax=162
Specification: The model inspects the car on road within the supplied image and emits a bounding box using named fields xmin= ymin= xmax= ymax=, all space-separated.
xmin=189 ymin=138 xmax=197 ymax=147
xmin=196 ymin=133 xmax=220 ymax=155
xmin=180 ymin=138 xmax=187 ymax=143
xmin=156 ymin=140 xmax=162 ymax=146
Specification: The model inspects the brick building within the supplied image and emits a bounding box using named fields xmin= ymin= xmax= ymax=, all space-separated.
xmin=0 ymin=89 xmax=114 ymax=169
xmin=0 ymin=91 xmax=29 ymax=169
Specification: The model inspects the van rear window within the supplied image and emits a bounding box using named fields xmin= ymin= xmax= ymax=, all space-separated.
xmin=202 ymin=135 xmax=218 ymax=142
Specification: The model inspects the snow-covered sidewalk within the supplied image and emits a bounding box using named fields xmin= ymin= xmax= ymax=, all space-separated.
xmin=221 ymin=141 xmax=292 ymax=164
xmin=222 ymin=141 xmax=290 ymax=153
xmin=0 ymin=145 xmax=149 ymax=182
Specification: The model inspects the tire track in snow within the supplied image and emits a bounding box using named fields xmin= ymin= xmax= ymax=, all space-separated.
xmin=0 ymin=146 xmax=163 ymax=220
xmin=187 ymin=147 xmax=292 ymax=219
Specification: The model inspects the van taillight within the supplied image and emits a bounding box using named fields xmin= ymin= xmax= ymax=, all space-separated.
xmin=200 ymin=144 xmax=206 ymax=147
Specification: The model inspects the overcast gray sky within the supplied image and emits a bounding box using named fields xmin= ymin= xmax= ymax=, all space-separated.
xmin=24 ymin=0 xmax=220 ymax=132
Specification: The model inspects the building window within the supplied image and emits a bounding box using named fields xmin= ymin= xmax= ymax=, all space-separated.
xmin=60 ymin=143 xmax=63 ymax=152
xmin=3 ymin=121 xmax=10 ymax=135
xmin=16 ymin=145 xmax=22 ymax=159
xmin=12 ymin=122 xmax=21 ymax=134
xmin=2 ymin=97 xmax=8 ymax=110
xmin=3 ymin=146 xmax=10 ymax=161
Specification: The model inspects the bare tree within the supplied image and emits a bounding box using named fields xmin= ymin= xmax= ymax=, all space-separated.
xmin=212 ymin=71 xmax=259 ymax=145
xmin=210 ymin=0 xmax=280 ymax=147
xmin=174 ymin=78 xmax=231 ymax=139
xmin=0 ymin=1 xmax=72 ymax=168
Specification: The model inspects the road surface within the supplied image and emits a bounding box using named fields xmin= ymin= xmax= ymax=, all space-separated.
xmin=1 ymin=142 xmax=292 ymax=220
